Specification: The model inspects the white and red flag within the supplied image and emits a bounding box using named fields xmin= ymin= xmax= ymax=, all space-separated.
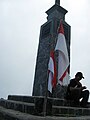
xmin=48 ymin=51 xmax=57 ymax=93
xmin=55 ymin=21 xmax=69 ymax=86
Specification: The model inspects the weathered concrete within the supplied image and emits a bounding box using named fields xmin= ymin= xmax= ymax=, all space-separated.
xmin=0 ymin=106 xmax=90 ymax=120
xmin=0 ymin=96 xmax=90 ymax=117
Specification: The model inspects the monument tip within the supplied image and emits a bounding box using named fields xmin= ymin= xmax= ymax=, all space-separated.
xmin=55 ymin=0 xmax=60 ymax=6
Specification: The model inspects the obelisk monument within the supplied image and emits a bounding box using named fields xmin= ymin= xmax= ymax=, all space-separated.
xmin=32 ymin=0 xmax=71 ymax=97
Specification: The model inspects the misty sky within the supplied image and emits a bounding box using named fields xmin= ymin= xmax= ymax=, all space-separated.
xmin=0 ymin=0 xmax=90 ymax=100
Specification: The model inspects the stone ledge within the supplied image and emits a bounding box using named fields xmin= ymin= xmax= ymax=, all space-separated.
xmin=52 ymin=105 xmax=90 ymax=116
xmin=0 ymin=98 xmax=90 ymax=117
xmin=0 ymin=99 xmax=35 ymax=114
xmin=0 ymin=106 xmax=90 ymax=120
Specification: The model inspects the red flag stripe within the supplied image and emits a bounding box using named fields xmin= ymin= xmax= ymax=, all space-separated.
xmin=58 ymin=21 xmax=64 ymax=34
xmin=48 ymin=50 xmax=57 ymax=93
xmin=50 ymin=51 xmax=57 ymax=88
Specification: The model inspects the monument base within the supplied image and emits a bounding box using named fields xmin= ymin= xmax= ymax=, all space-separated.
xmin=0 ymin=95 xmax=90 ymax=119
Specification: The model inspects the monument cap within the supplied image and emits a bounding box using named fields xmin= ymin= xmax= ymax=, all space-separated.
xmin=75 ymin=72 xmax=84 ymax=79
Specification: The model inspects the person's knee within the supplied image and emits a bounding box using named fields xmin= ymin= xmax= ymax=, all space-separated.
xmin=84 ymin=90 xmax=89 ymax=97
xmin=85 ymin=90 xmax=89 ymax=94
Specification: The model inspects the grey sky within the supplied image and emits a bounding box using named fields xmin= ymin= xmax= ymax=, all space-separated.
xmin=0 ymin=0 xmax=90 ymax=100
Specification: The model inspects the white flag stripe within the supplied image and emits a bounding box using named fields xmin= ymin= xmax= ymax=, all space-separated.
xmin=48 ymin=72 xmax=53 ymax=93
xmin=58 ymin=71 xmax=70 ymax=86
xmin=55 ymin=33 xmax=69 ymax=65
xmin=48 ymin=57 xmax=54 ymax=74
xmin=48 ymin=53 xmax=55 ymax=93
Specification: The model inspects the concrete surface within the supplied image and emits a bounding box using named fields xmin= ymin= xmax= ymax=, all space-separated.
xmin=0 ymin=106 xmax=90 ymax=120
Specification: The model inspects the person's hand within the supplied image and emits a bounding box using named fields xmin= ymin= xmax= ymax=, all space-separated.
xmin=82 ymin=86 xmax=87 ymax=90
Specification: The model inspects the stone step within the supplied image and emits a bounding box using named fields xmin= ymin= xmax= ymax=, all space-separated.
xmin=8 ymin=95 xmax=36 ymax=103
xmin=0 ymin=98 xmax=90 ymax=117
xmin=0 ymin=99 xmax=35 ymax=114
xmin=8 ymin=95 xmax=71 ymax=107
xmin=8 ymin=95 xmax=90 ymax=107
xmin=1 ymin=106 xmax=90 ymax=120
xmin=52 ymin=105 xmax=90 ymax=117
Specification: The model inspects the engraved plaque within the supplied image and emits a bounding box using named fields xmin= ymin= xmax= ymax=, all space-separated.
xmin=41 ymin=22 xmax=51 ymax=39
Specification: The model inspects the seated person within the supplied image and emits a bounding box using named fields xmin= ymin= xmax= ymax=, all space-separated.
xmin=66 ymin=72 xmax=89 ymax=107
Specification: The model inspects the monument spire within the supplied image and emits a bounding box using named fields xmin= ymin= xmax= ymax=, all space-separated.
xmin=55 ymin=0 xmax=60 ymax=5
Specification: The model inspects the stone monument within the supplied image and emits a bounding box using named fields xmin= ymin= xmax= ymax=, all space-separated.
xmin=32 ymin=0 xmax=71 ymax=98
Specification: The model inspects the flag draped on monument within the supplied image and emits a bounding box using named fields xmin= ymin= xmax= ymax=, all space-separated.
xmin=55 ymin=21 xmax=69 ymax=86
xmin=48 ymin=51 xmax=57 ymax=93
xmin=48 ymin=21 xmax=69 ymax=93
